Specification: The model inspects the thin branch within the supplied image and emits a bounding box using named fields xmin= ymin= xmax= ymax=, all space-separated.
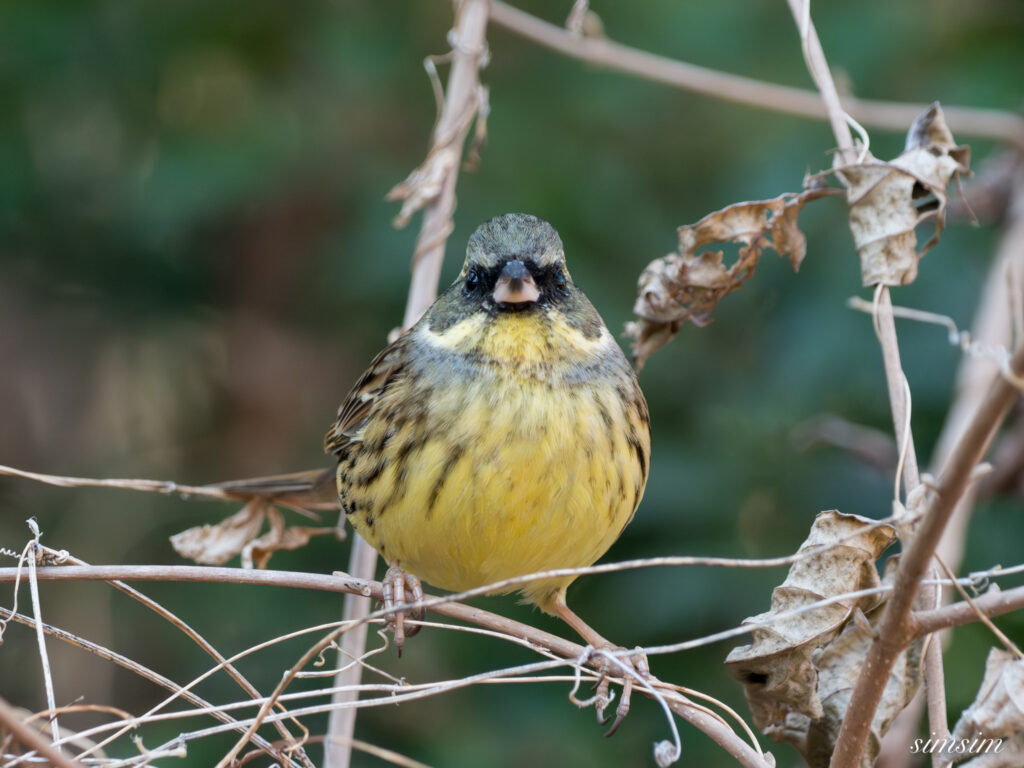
xmin=779 ymin=0 xmax=953 ymax=762
xmin=881 ymin=173 xmax=1024 ymax=765
xmin=8 ymin=559 xmax=1024 ymax=766
xmin=934 ymin=167 xmax=1024 ymax=570
xmin=911 ymin=583 xmax=1024 ymax=638
xmin=0 ymin=608 xmax=288 ymax=765
xmin=831 ymin=345 xmax=1024 ymax=767
xmin=0 ymin=695 xmax=82 ymax=768
xmin=327 ymin=4 xmax=490 ymax=766
xmin=25 ymin=525 xmax=60 ymax=757
xmin=785 ymin=0 xmax=856 ymax=164
xmin=397 ymin=0 xmax=490 ymax=328
xmin=487 ymin=1 xmax=1024 ymax=150
xmin=326 ymin=536 xmax=377 ymax=768
xmin=53 ymin=548 xmax=311 ymax=768
xmin=843 ymin=191 xmax=1024 ymax=765
xmin=0 ymin=465 xmax=336 ymax=509
xmin=0 ymin=563 xmax=772 ymax=765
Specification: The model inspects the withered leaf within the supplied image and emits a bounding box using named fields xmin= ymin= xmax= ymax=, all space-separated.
xmin=726 ymin=510 xmax=902 ymax=767
xmin=171 ymin=498 xmax=268 ymax=566
xmin=242 ymin=506 xmax=342 ymax=569
xmin=171 ymin=496 xmax=339 ymax=569
xmin=837 ymin=102 xmax=970 ymax=287
xmin=948 ymin=648 xmax=1024 ymax=767
xmin=627 ymin=188 xmax=830 ymax=368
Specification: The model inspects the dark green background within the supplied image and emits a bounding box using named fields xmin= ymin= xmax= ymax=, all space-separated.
xmin=2 ymin=1 xmax=1022 ymax=765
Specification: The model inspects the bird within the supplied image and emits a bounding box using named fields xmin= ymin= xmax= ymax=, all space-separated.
xmin=325 ymin=213 xmax=651 ymax=732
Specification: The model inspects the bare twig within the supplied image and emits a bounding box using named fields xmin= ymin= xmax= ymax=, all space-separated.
xmin=393 ymin=0 xmax=490 ymax=328
xmin=0 ymin=695 xmax=82 ymax=768
xmin=487 ymin=1 xmax=1024 ymax=150
xmin=57 ymin=548 xmax=312 ymax=768
xmin=7 ymin=558 xmax=1024 ymax=766
xmin=831 ymin=345 xmax=1024 ymax=767
xmin=933 ymin=168 xmax=1024 ymax=571
xmin=0 ymin=562 xmax=775 ymax=764
xmin=911 ymin=583 xmax=1024 ymax=637
xmin=326 ymin=536 xmax=377 ymax=768
xmin=878 ymin=168 xmax=1024 ymax=766
xmin=25 ymin=522 xmax=60 ymax=755
xmin=0 ymin=465 xmax=337 ymax=509
xmin=779 ymin=1 xmax=955 ymax=761
xmin=934 ymin=556 xmax=1022 ymax=659
xmin=0 ymin=608 xmax=288 ymax=764
xmin=217 ymin=623 xmax=345 ymax=768
xmin=326 ymin=4 xmax=490 ymax=766
xmin=872 ymin=285 xmax=948 ymax=764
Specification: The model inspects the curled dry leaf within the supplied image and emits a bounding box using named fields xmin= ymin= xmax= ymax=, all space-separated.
xmin=242 ymin=506 xmax=341 ymax=569
xmin=626 ymin=187 xmax=832 ymax=368
xmin=726 ymin=510 xmax=918 ymax=768
xmin=836 ymin=101 xmax=970 ymax=286
xmin=947 ymin=648 xmax=1024 ymax=767
xmin=171 ymin=482 xmax=341 ymax=569
xmin=171 ymin=498 xmax=268 ymax=566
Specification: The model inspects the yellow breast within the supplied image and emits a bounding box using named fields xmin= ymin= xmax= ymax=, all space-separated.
xmin=340 ymin=308 xmax=650 ymax=612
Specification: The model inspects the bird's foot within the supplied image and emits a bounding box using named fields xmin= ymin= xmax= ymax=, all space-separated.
xmin=552 ymin=596 xmax=648 ymax=736
xmin=380 ymin=564 xmax=425 ymax=657
xmin=591 ymin=645 xmax=650 ymax=737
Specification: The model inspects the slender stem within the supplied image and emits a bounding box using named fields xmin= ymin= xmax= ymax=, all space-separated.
xmin=874 ymin=290 xmax=921 ymax=493
xmin=777 ymin=1 xmax=955 ymax=761
xmin=831 ymin=346 xmax=1024 ymax=767
xmin=324 ymin=535 xmax=378 ymax=768
xmin=26 ymin=539 xmax=61 ymax=756
xmin=325 ymin=3 xmax=490 ymax=766
xmin=875 ymin=290 xmax=947 ymax=763
xmin=402 ymin=0 xmax=490 ymax=328
xmin=487 ymin=1 xmax=1024 ymax=150
xmin=0 ymin=694 xmax=83 ymax=768
xmin=0 ymin=607 xmax=288 ymax=764
xmin=8 ymin=562 xmax=1022 ymax=767
xmin=0 ymin=564 xmax=774 ymax=764
xmin=61 ymin=552 xmax=310 ymax=767
xmin=911 ymin=583 xmax=1024 ymax=637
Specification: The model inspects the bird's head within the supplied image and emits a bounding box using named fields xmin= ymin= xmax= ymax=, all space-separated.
xmin=460 ymin=212 xmax=571 ymax=312
xmin=421 ymin=213 xmax=606 ymax=363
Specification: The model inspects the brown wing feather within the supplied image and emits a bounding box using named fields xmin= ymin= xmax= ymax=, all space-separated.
xmin=324 ymin=336 xmax=409 ymax=456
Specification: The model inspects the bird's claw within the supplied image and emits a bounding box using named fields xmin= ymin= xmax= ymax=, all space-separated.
xmin=591 ymin=646 xmax=649 ymax=737
xmin=381 ymin=565 xmax=425 ymax=657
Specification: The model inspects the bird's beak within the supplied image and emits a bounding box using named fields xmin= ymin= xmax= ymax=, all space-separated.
xmin=492 ymin=260 xmax=540 ymax=304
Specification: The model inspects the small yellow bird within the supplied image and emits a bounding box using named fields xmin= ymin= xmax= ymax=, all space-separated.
xmin=325 ymin=213 xmax=651 ymax=729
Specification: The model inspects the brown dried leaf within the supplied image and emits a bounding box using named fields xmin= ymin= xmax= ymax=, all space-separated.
xmin=170 ymin=498 xmax=268 ymax=565
xmin=627 ymin=189 xmax=828 ymax=368
xmin=948 ymin=648 xmax=1024 ymax=767
xmin=726 ymin=511 xmax=902 ymax=767
xmin=242 ymin=506 xmax=342 ymax=569
xmin=838 ymin=102 xmax=970 ymax=287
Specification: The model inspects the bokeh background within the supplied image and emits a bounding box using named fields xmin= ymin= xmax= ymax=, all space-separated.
xmin=2 ymin=1 xmax=1023 ymax=765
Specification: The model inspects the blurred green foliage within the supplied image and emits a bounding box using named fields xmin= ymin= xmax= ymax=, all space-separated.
xmin=1 ymin=1 xmax=1022 ymax=766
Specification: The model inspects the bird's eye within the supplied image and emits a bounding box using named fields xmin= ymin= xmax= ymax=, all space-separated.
xmin=554 ymin=271 xmax=569 ymax=296
xmin=463 ymin=270 xmax=480 ymax=296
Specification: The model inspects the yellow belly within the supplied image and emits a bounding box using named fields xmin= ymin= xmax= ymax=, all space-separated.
xmin=344 ymin=376 xmax=647 ymax=612
xmin=338 ymin=308 xmax=650 ymax=613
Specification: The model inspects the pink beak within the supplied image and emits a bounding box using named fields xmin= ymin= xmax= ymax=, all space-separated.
xmin=492 ymin=260 xmax=540 ymax=304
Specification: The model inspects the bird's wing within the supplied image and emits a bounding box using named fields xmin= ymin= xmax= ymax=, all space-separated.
xmin=324 ymin=335 xmax=409 ymax=456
